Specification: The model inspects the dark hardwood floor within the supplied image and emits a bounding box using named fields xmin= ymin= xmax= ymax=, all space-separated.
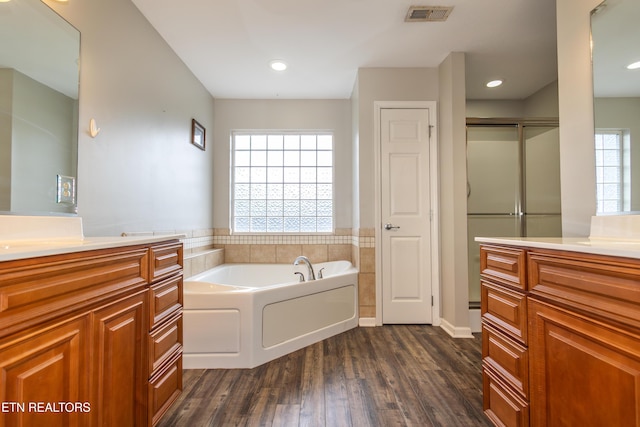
xmin=158 ymin=325 xmax=491 ymax=427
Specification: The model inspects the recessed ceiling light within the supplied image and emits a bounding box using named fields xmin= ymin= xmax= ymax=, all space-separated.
xmin=270 ymin=60 xmax=287 ymax=71
xmin=627 ymin=61 xmax=640 ymax=70
xmin=486 ymin=79 xmax=503 ymax=88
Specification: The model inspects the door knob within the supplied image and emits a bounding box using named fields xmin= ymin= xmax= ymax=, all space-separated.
xmin=384 ymin=223 xmax=400 ymax=230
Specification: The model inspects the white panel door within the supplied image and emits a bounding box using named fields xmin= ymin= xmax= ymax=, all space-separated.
xmin=381 ymin=108 xmax=432 ymax=323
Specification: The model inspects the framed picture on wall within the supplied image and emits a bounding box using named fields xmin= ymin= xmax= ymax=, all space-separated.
xmin=191 ymin=119 xmax=206 ymax=151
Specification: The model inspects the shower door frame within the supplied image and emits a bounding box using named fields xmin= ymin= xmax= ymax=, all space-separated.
xmin=466 ymin=117 xmax=560 ymax=310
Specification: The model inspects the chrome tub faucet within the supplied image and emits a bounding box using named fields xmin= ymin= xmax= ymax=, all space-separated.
xmin=293 ymin=255 xmax=315 ymax=281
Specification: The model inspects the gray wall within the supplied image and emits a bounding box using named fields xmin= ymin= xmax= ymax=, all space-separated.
xmin=211 ymin=99 xmax=353 ymax=230
xmin=49 ymin=0 xmax=215 ymax=236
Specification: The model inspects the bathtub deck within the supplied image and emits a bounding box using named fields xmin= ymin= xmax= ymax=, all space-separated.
xmin=157 ymin=325 xmax=491 ymax=427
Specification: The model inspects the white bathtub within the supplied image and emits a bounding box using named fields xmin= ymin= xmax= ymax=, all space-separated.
xmin=182 ymin=260 xmax=358 ymax=369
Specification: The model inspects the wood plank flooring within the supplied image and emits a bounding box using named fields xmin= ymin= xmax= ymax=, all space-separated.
xmin=158 ymin=325 xmax=491 ymax=427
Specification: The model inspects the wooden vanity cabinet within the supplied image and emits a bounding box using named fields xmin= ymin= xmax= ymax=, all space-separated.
xmin=0 ymin=240 xmax=183 ymax=427
xmin=481 ymin=243 xmax=640 ymax=427
xmin=480 ymin=245 xmax=530 ymax=427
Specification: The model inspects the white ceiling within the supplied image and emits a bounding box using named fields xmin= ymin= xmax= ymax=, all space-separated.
xmin=130 ymin=0 xmax=559 ymax=100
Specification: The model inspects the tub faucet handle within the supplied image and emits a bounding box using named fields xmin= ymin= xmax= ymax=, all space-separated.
xmin=294 ymin=272 xmax=305 ymax=282
xmin=317 ymin=268 xmax=325 ymax=279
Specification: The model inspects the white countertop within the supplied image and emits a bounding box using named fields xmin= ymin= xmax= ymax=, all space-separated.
xmin=0 ymin=235 xmax=184 ymax=262
xmin=475 ymin=237 xmax=640 ymax=259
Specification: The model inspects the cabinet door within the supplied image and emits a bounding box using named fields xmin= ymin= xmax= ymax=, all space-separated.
xmin=529 ymin=298 xmax=640 ymax=426
xmin=91 ymin=291 xmax=148 ymax=427
xmin=0 ymin=316 xmax=91 ymax=427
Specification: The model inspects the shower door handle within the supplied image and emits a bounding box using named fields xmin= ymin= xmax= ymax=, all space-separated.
xmin=384 ymin=223 xmax=400 ymax=231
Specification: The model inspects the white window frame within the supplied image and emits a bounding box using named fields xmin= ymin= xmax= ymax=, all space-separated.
xmin=230 ymin=131 xmax=335 ymax=234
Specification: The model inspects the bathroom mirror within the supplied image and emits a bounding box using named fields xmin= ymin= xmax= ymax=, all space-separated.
xmin=0 ymin=0 xmax=80 ymax=215
xmin=591 ymin=0 xmax=640 ymax=213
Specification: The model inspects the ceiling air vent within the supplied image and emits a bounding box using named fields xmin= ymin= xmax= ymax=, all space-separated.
xmin=405 ymin=6 xmax=453 ymax=22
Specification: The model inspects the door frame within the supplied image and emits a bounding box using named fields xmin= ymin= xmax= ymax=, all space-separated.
xmin=373 ymin=101 xmax=441 ymax=326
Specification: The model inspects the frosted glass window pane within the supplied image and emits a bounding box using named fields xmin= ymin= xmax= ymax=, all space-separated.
xmin=268 ymin=135 xmax=284 ymax=150
xmin=251 ymin=200 xmax=266 ymax=216
xmin=317 ymin=200 xmax=332 ymax=216
xmin=317 ymin=168 xmax=332 ymax=183
xmin=317 ymin=217 xmax=332 ymax=232
xmin=235 ymin=151 xmax=251 ymax=166
xmin=595 ymin=130 xmax=624 ymax=214
xmin=317 ymin=184 xmax=332 ymax=199
xmin=284 ymin=135 xmax=300 ymax=150
xmin=317 ymin=151 xmax=332 ymax=166
xmin=235 ymin=167 xmax=250 ymax=183
xmin=300 ymin=168 xmax=316 ymax=183
xmin=603 ymin=150 xmax=619 ymax=166
xmin=251 ymin=167 xmax=266 ymax=182
xmin=603 ymin=184 xmax=620 ymax=198
xmin=267 ymin=200 xmax=283 ymax=216
xmin=284 ymin=200 xmax=300 ymax=216
xmin=301 ymin=135 xmax=316 ymax=150
xmin=251 ymin=135 xmax=267 ymax=150
xmin=235 ymin=135 xmax=251 ymax=150
xmin=603 ymin=166 xmax=619 ymax=182
xmin=300 ymin=217 xmax=316 ymax=232
xmin=268 ymin=150 xmax=283 ymax=166
xmin=267 ymin=184 xmax=283 ymax=199
xmin=604 ymin=200 xmax=619 ymax=211
xmin=267 ymin=217 xmax=283 ymax=232
xmin=235 ymin=200 xmax=250 ymax=216
xmin=251 ymin=217 xmax=266 ymax=232
xmin=284 ymin=217 xmax=300 ymax=232
xmin=300 ymin=151 xmax=316 ymax=166
xmin=235 ymin=184 xmax=250 ymax=199
xmin=284 ymin=168 xmax=299 ymax=183
xmin=603 ymin=134 xmax=619 ymax=149
xmin=232 ymin=131 xmax=333 ymax=233
xmin=267 ymin=167 xmax=283 ymax=183
xmin=300 ymin=184 xmax=316 ymax=198
xmin=317 ymin=135 xmax=332 ymax=150
xmin=235 ymin=217 xmax=250 ymax=232
xmin=301 ymin=200 xmax=316 ymax=216
xmin=252 ymin=151 xmax=267 ymax=166
xmin=283 ymin=184 xmax=299 ymax=199
xmin=251 ymin=184 xmax=266 ymax=199
xmin=284 ymin=151 xmax=299 ymax=166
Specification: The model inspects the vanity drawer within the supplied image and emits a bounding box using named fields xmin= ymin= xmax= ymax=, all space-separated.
xmin=150 ymin=242 xmax=183 ymax=282
xmin=528 ymin=249 xmax=640 ymax=330
xmin=0 ymin=247 xmax=149 ymax=337
xmin=149 ymin=313 xmax=182 ymax=374
xmin=481 ymin=245 xmax=527 ymax=290
xmin=149 ymin=275 xmax=183 ymax=328
xmin=482 ymin=281 xmax=528 ymax=345
xmin=149 ymin=349 xmax=182 ymax=427
xmin=483 ymin=364 xmax=529 ymax=427
xmin=482 ymin=322 xmax=529 ymax=398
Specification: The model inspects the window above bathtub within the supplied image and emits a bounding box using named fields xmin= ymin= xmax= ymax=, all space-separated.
xmin=231 ymin=131 xmax=334 ymax=233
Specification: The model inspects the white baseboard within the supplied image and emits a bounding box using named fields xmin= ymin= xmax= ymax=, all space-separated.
xmin=469 ymin=308 xmax=481 ymax=333
xmin=359 ymin=317 xmax=376 ymax=327
xmin=439 ymin=318 xmax=475 ymax=338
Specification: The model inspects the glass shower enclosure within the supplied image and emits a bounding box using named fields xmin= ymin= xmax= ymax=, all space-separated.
xmin=466 ymin=119 xmax=561 ymax=306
